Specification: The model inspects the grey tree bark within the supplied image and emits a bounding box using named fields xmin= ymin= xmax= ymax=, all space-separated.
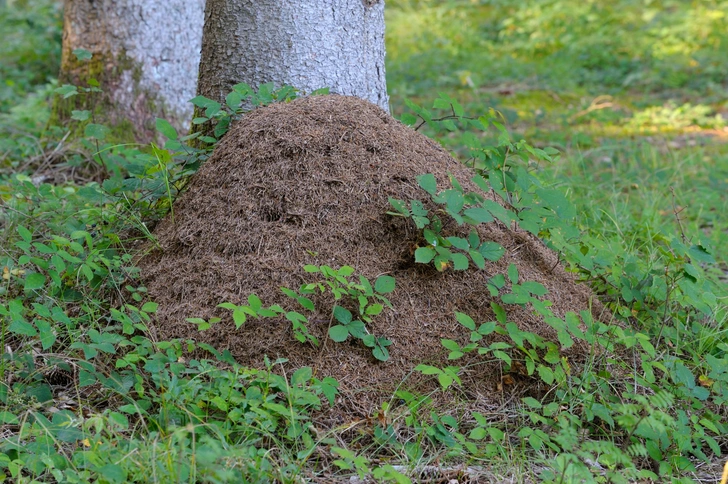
xmin=55 ymin=0 xmax=204 ymax=140
xmin=197 ymin=0 xmax=389 ymax=112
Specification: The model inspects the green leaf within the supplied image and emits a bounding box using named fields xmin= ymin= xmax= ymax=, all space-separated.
xmin=231 ymin=308 xmax=247 ymax=328
xmin=451 ymin=99 xmax=464 ymax=117
xmin=36 ymin=319 xmax=56 ymax=350
xmin=292 ymin=366 xmax=312 ymax=386
xmin=441 ymin=339 xmax=461 ymax=351
xmin=440 ymin=119 xmax=456 ymax=131
xmin=358 ymin=275 xmax=374 ymax=295
xmin=71 ymin=110 xmax=90 ymax=121
xmin=247 ymin=294 xmax=262 ymax=312
xmin=590 ymin=403 xmax=614 ymax=427
xmin=78 ymin=369 xmax=97 ymax=386
xmin=688 ymin=244 xmax=715 ymax=263
xmin=141 ymin=302 xmax=158 ymax=313
xmin=360 ymin=334 xmax=373 ymax=347
xmin=536 ymin=188 xmax=575 ymax=219
xmin=412 ymin=215 xmax=429 ymax=229
xmin=155 ymin=118 xmax=178 ymax=140
xmin=646 ymin=440 xmax=663 ymax=462
xmin=482 ymin=200 xmax=513 ymax=224
xmin=365 ymin=304 xmax=383 ymax=316
xmin=72 ymin=48 xmax=92 ymax=61
xmin=446 ymin=237 xmax=470 ymax=251
xmin=437 ymin=372 xmax=454 ymax=388
xmin=491 ymin=302 xmax=507 ymax=324
xmin=0 ymin=412 xmax=18 ymax=424
xmin=297 ymin=296 xmax=315 ymax=311
xmin=338 ymin=266 xmax=355 ymax=277
xmin=455 ymin=312 xmax=476 ymax=330
xmin=415 ymin=247 xmax=435 ymax=263
xmin=417 ymin=173 xmax=438 ymax=195
xmin=521 ymin=281 xmax=547 ymax=296
xmin=17 ymin=225 xmax=32 ymax=242
xmin=490 ymin=275 xmax=506 ymax=289
xmin=507 ymin=264 xmax=519 ymax=284
xmin=333 ymin=306 xmax=352 ymax=324
xmin=190 ymin=95 xmax=217 ymax=108
xmin=107 ymin=411 xmax=129 ymax=430
xmin=97 ymin=464 xmax=127 ymax=484
xmin=537 ymin=365 xmax=554 ymax=384
xmin=55 ymin=84 xmax=78 ymax=99
xmin=467 ymin=230 xmax=481 ymax=248
xmin=24 ymin=273 xmax=45 ymax=291
xmin=374 ymin=275 xmax=396 ymax=294
xmin=329 ymin=325 xmax=349 ymax=342
xmin=672 ymin=361 xmax=695 ymax=389
xmin=211 ymin=395 xmax=228 ymax=411
xmin=388 ymin=197 xmax=410 ymax=216
xmin=32 ymin=303 xmax=51 ymax=318
xmin=472 ymin=174 xmax=490 ymax=192
xmin=372 ymin=344 xmax=390 ymax=361
xmin=479 ymin=241 xmax=505 ymax=261
xmin=346 ymin=320 xmax=366 ymax=339
xmin=204 ymin=100 xmax=222 ymax=117
xmin=478 ymin=321 xmax=497 ymax=336
xmin=410 ymin=199 xmax=428 ymax=217
xmin=85 ymin=123 xmax=110 ymax=140
xmin=225 ymin=91 xmax=243 ymax=110
xmin=444 ymin=190 xmax=464 ymax=214
xmin=316 ymin=376 xmax=339 ymax=406
xmin=556 ymin=331 xmax=574 ymax=348
xmin=232 ymin=82 xmax=254 ymax=96
xmin=9 ymin=319 xmax=37 ymax=337
xmin=469 ymin=250 xmax=485 ymax=269
xmin=423 ymin=229 xmax=438 ymax=245
xmin=400 ymin=113 xmax=417 ymax=126
xmin=186 ymin=317 xmax=210 ymax=330
xmin=492 ymin=350 xmax=511 ymax=366
xmin=415 ymin=364 xmax=440 ymax=375
xmin=434 ymin=254 xmax=450 ymax=271
xmin=463 ymin=207 xmax=494 ymax=224
xmin=433 ymin=97 xmax=451 ymax=110
xmin=80 ymin=264 xmax=94 ymax=282
xmin=451 ymin=253 xmax=469 ymax=270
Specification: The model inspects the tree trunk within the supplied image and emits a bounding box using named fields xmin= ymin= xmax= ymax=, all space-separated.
xmin=196 ymin=0 xmax=388 ymax=112
xmin=53 ymin=0 xmax=204 ymax=142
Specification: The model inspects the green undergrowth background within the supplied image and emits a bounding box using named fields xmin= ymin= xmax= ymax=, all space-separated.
xmin=0 ymin=0 xmax=727 ymax=482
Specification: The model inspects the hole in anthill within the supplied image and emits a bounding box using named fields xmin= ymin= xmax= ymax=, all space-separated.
xmin=260 ymin=206 xmax=282 ymax=222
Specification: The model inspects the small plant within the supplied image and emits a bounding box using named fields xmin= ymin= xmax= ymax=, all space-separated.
xmin=189 ymin=265 xmax=396 ymax=361
xmin=388 ymin=173 xmax=507 ymax=271
xmin=298 ymin=265 xmax=395 ymax=361
xmin=189 ymin=82 xmax=329 ymax=142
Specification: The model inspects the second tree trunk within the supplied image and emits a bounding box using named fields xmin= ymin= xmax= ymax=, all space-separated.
xmin=196 ymin=0 xmax=389 ymax=112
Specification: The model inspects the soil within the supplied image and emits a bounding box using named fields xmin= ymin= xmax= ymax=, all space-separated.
xmin=138 ymin=95 xmax=609 ymax=416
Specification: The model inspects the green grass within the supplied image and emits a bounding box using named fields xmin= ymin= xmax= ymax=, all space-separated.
xmin=0 ymin=0 xmax=727 ymax=482
xmin=387 ymin=0 xmax=728 ymax=264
